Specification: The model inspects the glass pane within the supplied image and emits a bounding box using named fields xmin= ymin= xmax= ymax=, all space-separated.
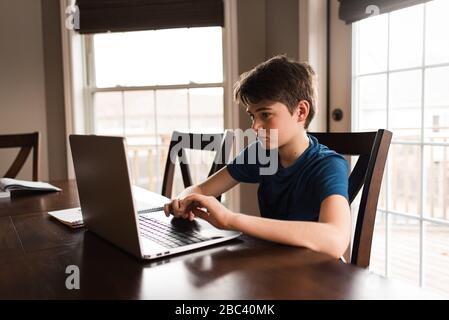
xmin=370 ymin=211 xmax=386 ymax=276
xmin=425 ymin=0 xmax=449 ymax=65
xmin=189 ymin=88 xmax=224 ymax=133
xmin=356 ymin=14 xmax=388 ymax=74
xmin=93 ymin=33 xmax=129 ymax=88
xmin=424 ymin=223 xmax=449 ymax=297
xmin=357 ymin=74 xmax=387 ymax=130
xmin=122 ymin=91 xmax=158 ymax=190
xmin=156 ymin=89 xmax=189 ymax=136
xmin=389 ymin=5 xmax=424 ymax=70
xmin=424 ymin=67 xmax=449 ymax=142
xmin=388 ymin=144 xmax=421 ymax=216
xmin=370 ymin=162 xmax=388 ymax=277
xmin=151 ymin=28 xmax=191 ymax=85
xmin=123 ymin=91 xmax=155 ymax=139
xmin=423 ymin=146 xmax=449 ymax=221
xmin=187 ymin=27 xmax=223 ymax=83
xmin=389 ymin=70 xmax=422 ymax=141
xmin=126 ymin=145 xmax=147 ymax=187
xmin=378 ymin=170 xmax=387 ymax=211
xmin=93 ymin=92 xmax=124 ymax=136
xmin=155 ymin=89 xmax=188 ymax=192
xmin=359 ymin=109 xmax=387 ymax=132
xmin=129 ymin=145 xmax=161 ymax=193
xmin=93 ymin=27 xmax=222 ymax=87
xmin=93 ymin=29 xmax=189 ymax=87
xmin=389 ymin=215 xmax=420 ymax=286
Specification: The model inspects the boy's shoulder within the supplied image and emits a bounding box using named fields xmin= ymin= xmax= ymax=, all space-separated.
xmin=307 ymin=135 xmax=348 ymax=171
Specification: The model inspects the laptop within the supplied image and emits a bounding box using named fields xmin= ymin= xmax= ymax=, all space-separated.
xmin=69 ymin=134 xmax=241 ymax=260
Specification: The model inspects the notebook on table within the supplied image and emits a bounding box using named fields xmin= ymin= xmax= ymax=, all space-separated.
xmin=0 ymin=178 xmax=61 ymax=198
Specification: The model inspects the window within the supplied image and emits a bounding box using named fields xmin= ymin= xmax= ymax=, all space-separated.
xmin=353 ymin=0 xmax=449 ymax=296
xmin=85 ymin=27 xmax=224 ymax=196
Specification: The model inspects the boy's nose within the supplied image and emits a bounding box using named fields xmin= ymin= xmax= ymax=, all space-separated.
xmin=251 ymin=119 xmax=263 ymax=131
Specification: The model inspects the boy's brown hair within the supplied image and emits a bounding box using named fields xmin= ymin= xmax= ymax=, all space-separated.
xmin=233 ymin=55 xmax=317 ymax=129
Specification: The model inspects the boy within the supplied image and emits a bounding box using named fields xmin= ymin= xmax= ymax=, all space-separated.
xmin=163 ymin=55 xmax=351 ymax=259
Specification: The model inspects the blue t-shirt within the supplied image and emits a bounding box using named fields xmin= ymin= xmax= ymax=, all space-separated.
xmin=226 ymin=134 xmax=349 ymax=222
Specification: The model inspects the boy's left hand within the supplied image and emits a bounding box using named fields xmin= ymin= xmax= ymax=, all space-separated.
xmin=179 ymin=194 xmax=235 ymax=230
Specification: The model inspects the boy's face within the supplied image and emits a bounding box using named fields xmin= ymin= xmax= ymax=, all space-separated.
xmin=246 ymin=100 xmax=305 ymax=149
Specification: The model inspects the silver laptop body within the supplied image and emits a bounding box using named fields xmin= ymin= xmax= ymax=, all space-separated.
xmin=69 ymin=134 xmax=241 ymax=260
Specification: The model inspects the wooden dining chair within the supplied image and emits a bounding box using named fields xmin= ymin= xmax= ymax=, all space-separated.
xmin=161 ymin=130 xmax=234 ymax=201
xmin=0 ymin=132 xmax=40 ymax=181
xmin=309 ymin=129 xmax=392 ymax=268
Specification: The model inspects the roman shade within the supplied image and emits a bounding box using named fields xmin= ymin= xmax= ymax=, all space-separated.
xmin=339 ymin=0 xmax=432 ymax=24
xmin=75 ymin=0 xmax=224 ymax=34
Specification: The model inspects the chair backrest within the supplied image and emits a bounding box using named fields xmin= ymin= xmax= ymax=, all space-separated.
xmin=161 ymin=130 xmax=234 ymax=201
xmin=0 ymin=132 xmax=40 ymax=181
xmin=309 ymin=129 xmax=392 ymax=268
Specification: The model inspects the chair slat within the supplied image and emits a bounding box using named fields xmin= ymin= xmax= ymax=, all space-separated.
xmin=0 ymin=132 xmax=39 ymax=181
xmin=161 ymin=130 xmax=234 ymax=201
xmin=348 ymin=155 xmax=370 ymax=204
xmin=309 ymin=131 xmax=377 ymax=155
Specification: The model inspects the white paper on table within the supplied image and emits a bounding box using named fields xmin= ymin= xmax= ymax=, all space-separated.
xmin=48 ymin=207 xmax=84 ymax=226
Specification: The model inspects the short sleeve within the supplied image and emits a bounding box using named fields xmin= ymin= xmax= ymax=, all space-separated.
xmin=314 ymin=155 xmax=349 ymax=203
xmin=226 ymin=142 xmax=261 ymax=183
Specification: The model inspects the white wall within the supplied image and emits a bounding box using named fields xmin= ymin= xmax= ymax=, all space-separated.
xmin=0 ymin=0 xmax=67 ymax=181
xmin=266 ymin=0 xmax=299 ymax=60
xmin=299 ymin=0 xmax=328 ymax=133
xmin=328 ymin=0 xmax=352 ymax=132
xmin=0 ymin=0 xmax=49 ymax=180
xmin=42 ymin=0 xmax=68 ymax=179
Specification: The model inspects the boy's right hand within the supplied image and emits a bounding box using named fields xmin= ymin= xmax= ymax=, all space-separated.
xmin=163 ymin=199 xmax=195 ymax=221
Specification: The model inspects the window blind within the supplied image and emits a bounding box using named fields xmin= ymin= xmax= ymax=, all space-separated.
xmin=338 ymin=0 xmax=432 ymax=24
xmin=75 ymin=0 xmax=224 ymax=34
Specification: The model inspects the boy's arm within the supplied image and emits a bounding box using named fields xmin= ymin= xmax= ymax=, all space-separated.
xmin=181 ymin=193 xmax=351 ymax=259
xmin=229 ymin=195 xmax=351 ymax=259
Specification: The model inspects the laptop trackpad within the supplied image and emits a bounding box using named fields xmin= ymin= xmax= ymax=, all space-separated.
xmin=170 ymin=217 xmax=228 ymax=239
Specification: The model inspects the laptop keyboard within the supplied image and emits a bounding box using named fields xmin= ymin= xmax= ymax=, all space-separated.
xmin=138 ymin=216 xmax=210 ymax=249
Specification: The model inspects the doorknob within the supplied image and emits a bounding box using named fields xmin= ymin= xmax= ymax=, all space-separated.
xmin=332 ymin=108 xmax=344 ymax=121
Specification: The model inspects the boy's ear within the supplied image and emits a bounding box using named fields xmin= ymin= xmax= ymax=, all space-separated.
xmin=297 ymin=100 xmax=310 ymax=124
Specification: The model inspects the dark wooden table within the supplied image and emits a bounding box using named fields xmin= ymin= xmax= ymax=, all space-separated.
xmin=0 ymin=180 xmax=442 ymax=299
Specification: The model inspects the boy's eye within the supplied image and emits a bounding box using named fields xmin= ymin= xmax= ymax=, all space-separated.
xmin=262 ymin=112 xmax=271 ymax=118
